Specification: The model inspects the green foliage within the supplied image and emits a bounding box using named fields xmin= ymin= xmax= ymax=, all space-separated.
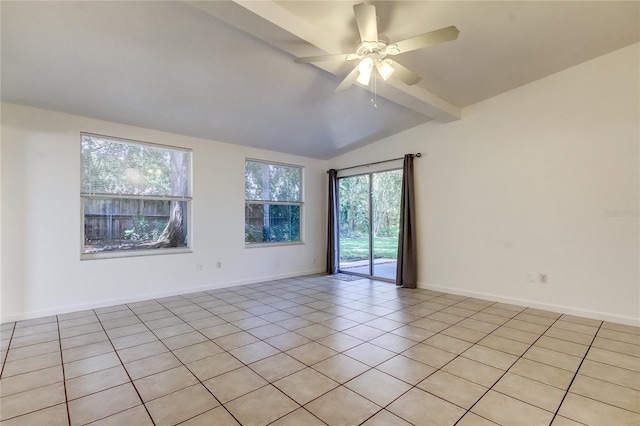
xmin=268 ymin=204 xmax=300 ymax=242
xmin=82 ymin=135 xmax=190 ymax=254
xmin=245 ymin=160 xmax=302 ymax=244
xmin=339 ymin=174 xmax=370 ymax=239
xmin=123 ymin=215 xmax=167 ymax=242
xmin=245 ymin=161 xmax=301 ymax=202
xmin=81 ymin=135 xmax=189 ymax=197
xmin=338 ymin=170 xmax=402 ymax=262
xmin=245 ymin=224 xmax=264 ymax=243
xmin=339 ymin=237 xmax=399 ymax=261
xmin=245 ymin=204 xmax=300 ymax=243
xmin=372 ymin=170 xmax=402 ymax=237
xmin=339 ymin=169 xmax=402 ymax=239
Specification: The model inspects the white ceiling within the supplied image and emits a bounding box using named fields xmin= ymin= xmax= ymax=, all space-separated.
xmin=2 ymin=1 xmax=638 ymax=159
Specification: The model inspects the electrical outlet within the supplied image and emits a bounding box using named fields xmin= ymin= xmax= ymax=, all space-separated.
xmin=196 ymin=263 xmax=204 ymax=271
xmin=527 ymin=272 xmax=535 ymax=282
xmin=216 ymin=261 xmax=222 ymax=269
xmin=312 ymin=258 xmax=316 ymax=264
xmin=540 ymin=274 xmax=547 ymax=284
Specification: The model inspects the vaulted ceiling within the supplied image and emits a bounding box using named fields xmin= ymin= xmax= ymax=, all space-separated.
xmin=2 ymin=1 xmax=638 ymax=159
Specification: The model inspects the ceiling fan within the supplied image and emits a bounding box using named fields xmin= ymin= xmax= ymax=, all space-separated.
xmin=294 ymin=3 xmax=459 ymax=92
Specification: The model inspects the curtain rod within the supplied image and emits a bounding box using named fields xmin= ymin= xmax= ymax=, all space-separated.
xmin=328 ymin=153 xmax=421 ymax=173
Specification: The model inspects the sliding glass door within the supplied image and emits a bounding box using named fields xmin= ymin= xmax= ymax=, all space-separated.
xmin=372 ymin=169 xmax=403 ymax=279
xmin=338 ymin=169 xmax=402 ymax=281
xmin=338 ymin=174 xmax=371 ymax=276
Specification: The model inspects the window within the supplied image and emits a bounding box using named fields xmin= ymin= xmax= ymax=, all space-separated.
xmin=81 ymin=133 xmax=191 ymax=257
xmin=245 ymin=159 xmax=303 ymax=245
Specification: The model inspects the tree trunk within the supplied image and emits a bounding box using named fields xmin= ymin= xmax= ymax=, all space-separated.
xmin=262 ymin=164 xmax=271 ymax=241
xmin=150 ymin=152 xmax=187 ymax=248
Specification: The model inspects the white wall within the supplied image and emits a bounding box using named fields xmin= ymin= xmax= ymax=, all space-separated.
xmin=0 ymin=104 xmax=3 ymax=322
xmin=1 ymin=104 xmax=327 ymax=322
xmin=330 ymin=44 xmax=640 ymax=325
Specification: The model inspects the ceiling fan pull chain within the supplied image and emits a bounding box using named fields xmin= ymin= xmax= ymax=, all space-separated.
xmin=371 ymin=69 xmax=378 ymax=108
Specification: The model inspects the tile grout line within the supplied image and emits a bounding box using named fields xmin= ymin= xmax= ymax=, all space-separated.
xmin=126 ymin=298 xmax=245 ymax=426
xmin=549 ymin=321 xmax=603 ymax=425
xmin=373 ymin=298 xmax=510 ymax=425
xmin=55 ymin=315 xmax=72 ymax=426
xmin=0 ymin=321 xmax=65 ymax=424
xmin=93 ymin=308 xmax=158 ymax=426
xmin=0 ymin=322 xmax=17 ymax=379
xmin=193 ymin=289 xmax=340 ymax=425
xmin=197 ymin=282 xmax=400 ymax=424
xmin=2 ymin=278 xmax=638 ymax=426
xmin=346 ymin=294 xmax=494 ymax=425
xmin=452 ymin=312 xmax=564 ymax=426
xmin=258 ymin=282 xmax=405 ymax=425
xmin=575 ymin=357 xmax=640 ymax=391
xmin=323 ymin=295 xmax=506 ymax=426
xmin=430 ymin=299 xmax=526 ymax=425
xmin=189 ymin=282 xmax=628 ymax=425
xmin=0 ymin=323 xmax=18 ymax=422
xmin=178 ymin=293 xmax=303 ymax=425
xmin=205 ymin=281 xmax=354 ymax=423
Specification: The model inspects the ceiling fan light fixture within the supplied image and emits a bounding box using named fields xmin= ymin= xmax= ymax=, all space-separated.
xmin=356 ymin=57 xmax=374 ymax=85
xmin=377 ymin=60 xmax=395 ymax=80
xmin=293 ymin=3 xmax=459 ymax=92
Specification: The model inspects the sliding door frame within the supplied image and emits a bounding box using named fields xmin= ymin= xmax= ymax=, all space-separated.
xmin=337 ymin=166 xmax=402 ymax=283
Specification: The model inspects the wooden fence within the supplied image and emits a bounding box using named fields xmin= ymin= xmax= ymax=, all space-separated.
xmin=84 ymin=198 xmax=170 ymax=240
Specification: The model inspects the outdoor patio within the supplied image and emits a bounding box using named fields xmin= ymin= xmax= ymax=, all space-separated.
xmin=339 ymin=259 xmax=398 ymax=281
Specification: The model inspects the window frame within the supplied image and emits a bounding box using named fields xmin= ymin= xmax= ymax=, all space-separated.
xmin=244 ymin=158 xmax=304 ymax=247
xmin=80 ymin=132 xmax=193 ymax=260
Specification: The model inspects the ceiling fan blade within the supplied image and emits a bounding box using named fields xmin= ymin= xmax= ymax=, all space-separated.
xmin=390 ymin=26 xmax=459 ymax=54
xmin=335 ymin=66 xmax=360 ymax=92
xmin=294 ymin=53 xmax=358 ymax=63
xmin=387 ymin=60 xmax=421 ymax=86
xmin=353 ymin=3 xmax=378 ymax=43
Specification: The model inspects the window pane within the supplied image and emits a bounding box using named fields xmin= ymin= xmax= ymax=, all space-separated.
xmin=244 ymin=203 xmax=265 ymax=243
xmin=84 ymin=198 xmax=188 ymax=253
xmin=245 ymin=161 xmax=265 ymax=201
xmin=81 ymin=134 xmax=190 ymax=197
xmin=245 ymin=161 xmax=301 ymax=202
xmin=245 ymin=203 xmax=300 ymax=243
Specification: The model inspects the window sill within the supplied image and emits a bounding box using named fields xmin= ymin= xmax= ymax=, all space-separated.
xmin=245 ymin=241 xmax=304 ymax=249
xmin=81 ymin=247 xmax=192 ymax=261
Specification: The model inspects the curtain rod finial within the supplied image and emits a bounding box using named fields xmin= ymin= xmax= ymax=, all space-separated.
xmin=415 ymin=153 xmax=422 ymax=158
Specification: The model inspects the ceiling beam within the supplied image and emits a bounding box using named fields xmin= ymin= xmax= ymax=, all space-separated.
xmin=188 ymin=0 xmax=461 ymax=122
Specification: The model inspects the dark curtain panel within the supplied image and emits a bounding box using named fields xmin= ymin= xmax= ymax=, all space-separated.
xmin=396 ymin=155 xmax=418 ymax=288
xmin=326 ymin=169 xmax=339 ymax=274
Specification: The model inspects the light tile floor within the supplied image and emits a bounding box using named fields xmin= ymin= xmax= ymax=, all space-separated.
xmin=1 ymin=275 xmax=639 ymax=425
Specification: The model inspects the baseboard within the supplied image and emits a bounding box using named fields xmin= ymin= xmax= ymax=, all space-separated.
xmin=1 ymin=267 xmax=327 ymax=323
xmin=5 ymin=272 xmax=637 ymax=327
xmin=419 ymin=282 xmax=640 ymax=327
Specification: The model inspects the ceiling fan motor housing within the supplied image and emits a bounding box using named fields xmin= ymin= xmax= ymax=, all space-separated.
xmin=293 ymin=3 xmax=459 ymax=91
